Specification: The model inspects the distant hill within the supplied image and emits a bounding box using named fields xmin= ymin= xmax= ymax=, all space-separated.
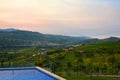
xmin=103 ymin=37 xmax=120 ymax=42
xmin=0 ymin=28 xmax=17 ymax=32
xmin=0 ymin=28 xmax=119 ymax=48
xmin=75 ymin=37 xmax=120 ymax=45
xmin=0 ymin=28 xmax=91 ymax=48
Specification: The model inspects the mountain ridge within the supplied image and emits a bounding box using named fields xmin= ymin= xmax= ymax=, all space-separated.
xmin=0 ymin=28 xmax=91 ymax=47
xmin=0 ymin=28 xmax=119 ymax=48
xmin=0 ymin=28 xmax=18 ymax=32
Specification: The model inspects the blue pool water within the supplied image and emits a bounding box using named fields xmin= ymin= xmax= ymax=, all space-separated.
xmin=0 ymin=68 xmax=58 ymax=80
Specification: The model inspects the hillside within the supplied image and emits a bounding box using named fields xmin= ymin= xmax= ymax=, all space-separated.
xmin=74 ymin=37 xmax=120 ymax=45
xmin=43 ymin=41 xmax=120 ymax=79
xmin=0 ymin=28 xmax=119 ymax=49
xmin=0 ymin=41 xmax=120 ymax=80
xmin=0 ymin=28 xmax=91 ymax=48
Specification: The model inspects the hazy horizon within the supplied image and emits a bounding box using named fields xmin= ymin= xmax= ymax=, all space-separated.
xmin=0 ymin=0 xmax=120 ymax=38
xmin=0 ymin=28 xmax=120 ymax=39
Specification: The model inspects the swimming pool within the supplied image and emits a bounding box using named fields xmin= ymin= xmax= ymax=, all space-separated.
xmin=0 ymin=67 xmax=65 ymax=80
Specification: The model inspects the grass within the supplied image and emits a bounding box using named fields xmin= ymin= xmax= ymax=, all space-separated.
xmin=75 ymin=42 xmax=120 ymax=50
xmin=64 ymin=75 xmax=120 ymax=80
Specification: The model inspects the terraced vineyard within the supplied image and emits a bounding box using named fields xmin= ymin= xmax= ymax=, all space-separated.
xmin=0 ymin=41 xmax=120 ymax=80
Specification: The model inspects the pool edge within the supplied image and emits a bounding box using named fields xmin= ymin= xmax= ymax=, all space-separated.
xmin=36 ymin=67 xmax=66 ymax=80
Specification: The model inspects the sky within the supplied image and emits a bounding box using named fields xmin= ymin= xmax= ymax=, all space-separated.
xmin=0 ymin=0 xmax=120 ymax=38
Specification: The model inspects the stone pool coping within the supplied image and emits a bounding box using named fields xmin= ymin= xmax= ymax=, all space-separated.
xmin=36 ymin=67 xmax=66 ymax=80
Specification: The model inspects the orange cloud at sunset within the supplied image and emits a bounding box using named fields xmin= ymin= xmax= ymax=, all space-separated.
xmin=0 ymin=0 xmax=120 ymax=38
